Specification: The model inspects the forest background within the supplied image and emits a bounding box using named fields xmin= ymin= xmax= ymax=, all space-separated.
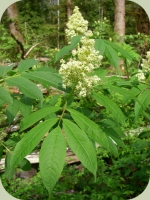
xmin=0 ymin=0 xmax=150 ymax=64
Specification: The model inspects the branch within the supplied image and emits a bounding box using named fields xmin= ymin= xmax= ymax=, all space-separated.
xmin=23 ymin=43 xmax=40 ymax=59
xmin=7 ymin=3 xmax=25 ymax=59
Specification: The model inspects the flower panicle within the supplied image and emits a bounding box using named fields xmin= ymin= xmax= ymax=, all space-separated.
xmin=59 ymin=6 xmax=103 ymax=98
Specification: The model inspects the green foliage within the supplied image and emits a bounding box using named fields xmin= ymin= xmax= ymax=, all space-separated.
xmin=67 ymin=108 xmax=110 ymax=151
xmin=10 ymin=118 xmax=58 ymax=169
xmin=4 ymin=153 xmax=15 ymax=181
xmin=20 ymin=106 xmax=60 ymax=132
xmin=18 ymin=59 xmax=39 ymax=72
xmin=125 ymin=33 xmax=150 ymax=56
xmin=92 ymin=92 xmax=126 ymax=125
xmin=0 ymin=24 xmax=18 ymax=63
xmin=6 ymin=76 xmax=43 ymax=102
xmin=55 ymin=35 xmax=82 ymax=62
xmin=1 ymin=51 xmax=150 ymax=198
xmin=134 ymin=89 xmax=150 ymax=118
xmin=0 ymin=64 xmax=14 ymax=78
xmin=92 ymin=18 xmax=114 ymax=40
xmin=18 ymin=158 xmax=31 ymax=171
xmin=1 ymin=135 xmax=150 ymax=199
xmin=1 ymin=53 xmax=150 ymax=198
xmin=0 ymin=86 xmax=13 ymax=105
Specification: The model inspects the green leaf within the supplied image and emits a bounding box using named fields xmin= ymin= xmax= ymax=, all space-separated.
xmin=6 ymin=76 xmax=43 ymax=102
xmin=104 ymin=40 xmax=132 ymax=61
xmin=130 ymin=87 xmax=141 ymax=97
xmin=35 ymin=66 xmax=57 ymax=73
xmin=23 ymin=71 xmax=63 ymax=91
xmin=0 ymin=146 xmax=3 ymax=160
xmin=5 ymin=152 xmax=15 ymax=180
xmin=104 ymin=128 xmax=125 ymax=149
xmin=138 ymin=131 xmax=150 ymax=139
xmin=20 ymin=106 xmax=60 ymax=132
xmin=18 ymin=96 xmax=33 ymax=117
xmin=63 ymin=119 xmax=97 ymax=178
xmin=18 ymin=158 xmax=31 ymax=171
xmin=48 ymin=94 xmax=62 ymax=106
xmin=112 ymin=195 xmax=118 ymax=200
xmin=106 ymin=85 xmax=141 ymax=104
xmin=94 ymin=39 xmax=105 ymax=55
xmin=40 ymin=126 xmax=66 ymax=195
xmin=0 ymin=99 xmax=5 ymax=107
xmin=135 ymin=90 xmax=150 ymax=117
xmin=5 ymin=137 xmax=20 ymax=147
xmin=92 ymin=92 xmax=126 ymax=125
xmin=0 ymin=86 xmax=13 ymax=104
xmin=106 ymin=136 xmax=118 ymax=157
xmin=102 ymin=118 xmax=126 ymax=138
xmin=5 ymin=98 xmax=19 ymax=123
xmin=121 ymin=42 xmax=140 ymax=61
xmin=67 ymin=108 xmax=109 ymax=150
xmin=105 ymin=43 xmax=119 ymax=69
xmin=0 ymin=64 xmax=14 ymax=78
xmin=55 ymin=35 xmax=82 ymax=62
xmin=92 ymin=68 xmax=107 ymax=80
xmin=106 ymin=76 xmax=122 ymax=84
xmin=10 ymin=118 xmax=58 ymax=168
xmin=18 ymin=59 xmax=39 ymax=72
xmin=107 ymin=86 xmax=145 ymax=112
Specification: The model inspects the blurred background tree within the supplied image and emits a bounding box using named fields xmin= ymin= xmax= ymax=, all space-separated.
xmin=0 ymin=0 xmax=149 ymax=64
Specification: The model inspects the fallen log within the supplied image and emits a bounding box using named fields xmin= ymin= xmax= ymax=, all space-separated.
xmin=0 ymin=149 xmax=79 ymax=172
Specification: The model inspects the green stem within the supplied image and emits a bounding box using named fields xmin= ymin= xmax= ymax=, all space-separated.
xmin=0 ymin=73 xmax=20 ymax=84
xmin=125 ymin=60 xmax=130 ymax=80
xmin=2 ymin=143 xmax=12 ymax=154
xmin=58 ymin=85 xmax=76 ymax=125
xmin=0 ymin=78 xmax=4 ymax=84
xmin=65 ymin=86 xmax=75 ymax=101
xmin=60 ymin=85 xmax=76 ymax=107
xmin=58 ymin=100 xmax=67 ymax=126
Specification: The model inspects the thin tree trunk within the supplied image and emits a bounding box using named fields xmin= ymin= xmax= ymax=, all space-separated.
xmin=7 ymin=3 xmax=25 ymax=59
xmin=114 ymin=0 xmax=125 ymax=74
xmin=114 ymin=0 xmax=125 ymax=43
xmin=66 ymin=0 xmax=72 ymax=19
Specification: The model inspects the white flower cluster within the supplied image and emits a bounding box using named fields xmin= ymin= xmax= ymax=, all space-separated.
xmin=65 ymin=6 xmax=88 ymax=42
xmin=59 ymin=6 xmax=103 ymax=98
xmin=141 ymin=51 xmax=150 ymax=72
xmin=59 ymin=36 xmax=103 ymax=97
xmin=136 ymin=51 xmax=150 ymax=82
xmin=136 ymin=69 xmax=145 ymax=82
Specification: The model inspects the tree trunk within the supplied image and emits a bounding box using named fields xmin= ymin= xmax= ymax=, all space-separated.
xmin=66 ymin=0 xmax=72 ymax=19
xmin=114 ymin=0 xmax=125 ymax=43
xmin=7 ymin=3 xmax=25 ymax=59
xmin=114 ymin=0 xmax=125 ymax=74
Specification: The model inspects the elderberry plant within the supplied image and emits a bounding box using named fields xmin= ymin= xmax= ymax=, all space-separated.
xmin=1 ymin=6 xmax=150 ymax=200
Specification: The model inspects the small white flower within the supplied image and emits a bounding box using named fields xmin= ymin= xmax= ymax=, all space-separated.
xmin=136 ymin=69 xmax=145 ymax=82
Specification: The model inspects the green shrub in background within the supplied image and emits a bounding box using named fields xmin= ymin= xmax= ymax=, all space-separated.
xmin=0 ymin=24 xmax=19 ymax=63
xmin=0 ymin=23 xmax=59 ymax=64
